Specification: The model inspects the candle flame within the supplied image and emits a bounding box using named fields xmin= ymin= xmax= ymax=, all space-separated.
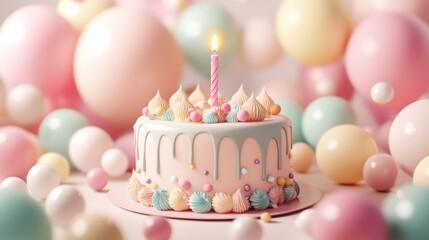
xmin=212 ymin=35 xmax=218 ymax=52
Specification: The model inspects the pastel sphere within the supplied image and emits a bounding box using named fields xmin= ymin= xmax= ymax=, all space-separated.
xmin=6 ymin=84 xmax=45 ymax=126
xmin=316 ymin=125 xmax=378 ymax=184
xmin=0 ymin=5 xmax=78 ymax=98
xmin=290 ymin=142 xmax=314 ymax=173
xmin=189 ymin=111 xmax=202 ymax=122
xmin=229 ymin=217 xmax=262 ymax=240
xmin=221 ymin=103 xmax=231 ymax=113
xmin=363 ymin=153 xmax=398 ymax=191
xmin=114 ymin=132 xmax=135 ymax=171
xmin=0 ymin=189 xmax=51 ymax=240
xmin=371 ymin=82 xmax=394 ymax=105
xmin=389 ymin=99 xmax=429 ymax=175
xmin=240 ymin=17 xmax=283 ymax=69
xmin=178 ymin=179 xmax=191 ymax=190
xmin=413 ymin=156 xmax=429 ymax=186
xmin=236 ymin=110 xmax=250 ymax=122
xmin=276 ymin=98 xmax=305 ymax=143
xmin=75 ymin=7 xmax=183 ymax=128
xmin=276 ymin=0 xmax=352 ymax=65
xmin=143 ymin=217 xmax=172 ymax=240
xmin=299 ymin=59 xmax=354 ymax=102
xmin=346 ymin=12 xmax=429 ymax=112
xmin=176 ymin=2 xmax=239 ymax=78
xmin=45 ymin=185 xmax=85 ymax=229
xmin=312 ymin=190 xmax=388 ymax=240
xmin=38 ymin=109 xmax=89 ymax=167
xmin=86 ymin=168 xmax=109 ymax=191
xmin=57 ymin=0 xmax=115 ymax=32
xmin=1 ymin=177 xmax=27 ymax=193
xmin=0 ymin=78 xmax=6 ymax=116
xmin=69 ymin=126 xmax=114 ymax=173
xmin=26 ymin=163 xmax=59 ymax=200
xmin=302 ymin=96 xmax=356 ymax=148
xmin=65 ymin=213 xmax=123 ymax=240
xmin=295 ymin=209 xmax=314 ymax=235
xmin=0 ymin=126 xmax=39 ymax=179
xmin=101 ymin=148 xmax=129 ymax=177
xmin=383 ymin=185 xmax=429 ymax=240
xmin=37 ymin=152 xmax=70 ymax=183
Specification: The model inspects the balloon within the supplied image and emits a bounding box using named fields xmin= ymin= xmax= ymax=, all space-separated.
xmin=0 ymin=78 xmax=7 ymax=116
xmin=75 ymin=7 xmax=183 ymax=128
xmin=38 ymin=152 xmax=70 ymax=183
xmin=66 ymin=213 xmax=123 ymax=240
xmin=86 ymin=168 xmax=109 ymax=191
xmin=0 ymin=126 xmax=38 ymax=179
xmin=275 ymin=98 xmax=305 ymax=143
xmin=0 ymin=190 xmax=52 ymax=240
xmin=276 ymin=0 xmax=352 ymax=65
xmin=240 ymin=17 xmax=283 ymax=69
xmin=114 ymin=132 xmax=135 ymax=171
xmin=316 ymin=125 xmax=378 ymax=184
xmin=143 ymin=217 xmax=172 ymax=240
xmin=1 ymin=177 xmax=27 ymax=193
xmin=363 ymin=153 xmax=398 ymax=191
xmin=302 ymin=96 xmax=356 ymax=148
xmin=295 ymin=209 xmax=314 ymax=235
xmin=69 ymin=126 xmax=114 ymax=173
xmin=413 ymin=156 xmax=429 ymax=186
xmin=354 ymin=0 xmax=429 ymax=24
xmin=57 ymin=0 xmax=115 ymax=32
xmin=299 ymin=59 xmax=354 ymax=101
xmin=45 ymin=185 xmax=85 ymax=229
xmin=229 ymin=217 xmax=262 ymax=240
xmin=370 ymin=82 xmax=394 ymax=105
xmin=290 ymin=142 xmax=314 ymax=173
xmin=389 ymin=100 xmax=429 ymax=175
xmin=26 ymin=163 xmax=60 ymax=200
xmin=383 ymin=185 xmax=429 ymax=240
xmin=175 ymin=2 xmax=239 ymax=78
xmin=346 ymin=12 xmax=429 ymax=112
xmin=312 ymin=190 xmax=388 ymax=240
xmin=6 ymin=84 xmax=45 ymax=126
xmin=101 ymin=148 xmax=129 ymax=177
xmin=0 ymin=5 xmax=78 ymax=98
xmin=266 ymin=80 xmax=308 ymax=108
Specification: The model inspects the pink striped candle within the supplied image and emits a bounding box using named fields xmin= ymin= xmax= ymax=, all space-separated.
xmin=210 ymin=35 xmax=219 ymax=107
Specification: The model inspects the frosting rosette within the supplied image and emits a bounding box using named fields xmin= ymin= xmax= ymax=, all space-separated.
xmin=293 ymin=179 xmax=300 ymax=196
xmin=138 ymin=186 xmax=154 ymax=207
xmin=188 ymin=85 xmax=206 ymax=105
xmin=232 ymin=189 xmax=251 ymax=213
xmin=173 ymin=97 xmax=194 ymax=122
xmin=268 ymin=185 xmax=285 ymax=205
xmin=241 ymin=93 xmax=267 ymax=122
xmin=250 ymin=189 xmax=270 ymax=210
xmin=189 ymin=191 xmax=212 ymax=213
xmin=148 ymin=90 xmax=168 ymax=117
xmin=128 ymin=170 xmax=144 ymax=202
xmin=152 ymin=189 xmax=171 ymax=210
xmin=160 ymin=108 xmax=175 ymax=121
xmin=256 ymin=87 xmax=274 ymax=118
xmin=283 ymin=185 xmax=297 ymax=202
xmin=169 ymin=86 xmax=187 ymax=109
xmin=212 ymin=192 xmax=233 ymax=213
xmin=168 ymin=188 xmax=190 ymax=211
xmin=226 ymin=110 xmax=238 ymax=123
xmin=230 ymin=84 xmax=249 ymax=106
xmin=203 ymin=111 xmax=218 ymax=124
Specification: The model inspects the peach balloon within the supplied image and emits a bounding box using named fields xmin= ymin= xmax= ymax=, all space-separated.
xmin=316 ymin=124 xmax=378 ymax=184
xmin=75 ymin=7 xmax=184 ymax=128
xmin=290 ymin=142 xmax=314 ymax=173
xmin=413 ymin=156 xmax=429 ymax=186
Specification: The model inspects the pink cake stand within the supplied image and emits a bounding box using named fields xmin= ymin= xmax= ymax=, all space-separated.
xmin=108 ymin=182 xmax=321 ymax=220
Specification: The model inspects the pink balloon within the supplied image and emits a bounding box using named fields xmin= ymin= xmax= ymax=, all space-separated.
xmin=312 ymin=190 xmax=388 ymax=240
xmin=299 ymin=59 xmax=354 ymax=102
xmin=264 ymin=79 xmax=308 ymax=108
xmin=354 ymin=0 xmax=429 ymax=24
xmin=0 ymin=126 xmax=38 ymax=179
xmin=0 ymin=5 xmax=78 ymax=98
xmin=143 ymin=216 xmax=172 ymax=240
xmin=375 ymin=120 xmax=393 ymax=153
xmin=389 ymin=99 xmax=429 ymax=175
xmin=363 ymin=153 xmax=398 ymax=192
xmin=346 ymin=13 xmax=429 ymax=113
xmin=114 ymin=131 xmax=135 ymax=171
xmin=75 ymin=7 xmax=184 ymax=129
xmin=86 ymin=168 xmax=109 ymax=191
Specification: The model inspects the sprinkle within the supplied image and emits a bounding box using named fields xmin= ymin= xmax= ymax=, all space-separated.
xmin=241 ymin=167 xmax=248 ymax=175
xmin=277 ymin=177 xmax=286 ymax=186
xmin=267 ymin=175 xmax=275 ymax=183
xmin=244 ymin=184 xmax=251 ymax=192
xmin=254 ymin=159 xmax=260 ymax=164
xmin=190 ymin=164 xmax=196 ymax=170
xmin=203 ymin=170 xmax=209 ymax=175
xmin=169 ymin=176 xmax=178 ymax=184
xmin=285 ymin=178 xmax=293 ymax=186
xmin=203 ymin=184 xmax=213 ymax=193
xmin=146 ymin=179 xmax=152 ymax=184
xmin=289 ymin=173 xmax=294 ymax=179
xmin=260 ymin=212 xmax=272 ymax=223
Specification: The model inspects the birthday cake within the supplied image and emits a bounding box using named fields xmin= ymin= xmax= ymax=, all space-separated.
xmin=128 ymin=85 xmax=300 ymax=213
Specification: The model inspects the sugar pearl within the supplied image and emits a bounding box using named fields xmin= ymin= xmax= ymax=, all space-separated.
xmin=203 ymin=170 xmax=209 ymax=175
xmin=142 ymin=107 xmax=150 ymax=116
xmin=237 ymin=110 xmax=250 ymax=122
xmin=203 ymin=184 xmax=213 ymax=193
xmin=221 ymin=103 xmax=231 ymax=113
xmin=277 ymin=177 xmax=286 ymax=186
xmin=190 ymin=111 xmax=202 ymax=122
xmin=244 ymin=184 xmax=251 ymax=192
xmin=267 ymin=175 xmax=275 ymax=183
xmin=260 ymin=212 xmax=271 ymax=223
xmin=270 ymin=104 xmax=281 ymax=115
xmin=241 ymin=168 xmax=248 ymax=175
xmin=178 ymin=179 xmax=191 ymax=190
xmin=169 ymin=176 xmax=178 ymax=184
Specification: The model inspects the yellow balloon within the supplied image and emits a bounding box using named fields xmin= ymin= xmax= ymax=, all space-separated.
xmin=316 ymin=125 xmax=378 ymax=184
xmin=291 ymin=142 xmax=314 ymax=173
xmin=413 ymin=156 xmax=429 ymax=186
xmin=275 ymin=0 xmax=352 ymax=65
xmin=38 ymin=152 xmax=70 ymax=183
xmin=57 ymin=0 xmax=115 ymax=33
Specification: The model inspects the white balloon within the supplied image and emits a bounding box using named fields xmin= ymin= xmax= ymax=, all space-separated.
xmin=295 ymin=208 xmax=314 ymax=235
xmin=45 ymin=185 xmax=85 ymax=229
xmin=1 ymin=177 xmax=27 ymax=193
xmin=6 ymin=84 xmax=45 ymax=125
xmin=27 ymin=163 xmax=59 ymax=200
xmin=370 ymin=82 xmax=394 ymax=105
xmin=229 ymin=217 xmax=262 ymax=240
xmin=101 ymin=148 xmax=129 ymax=177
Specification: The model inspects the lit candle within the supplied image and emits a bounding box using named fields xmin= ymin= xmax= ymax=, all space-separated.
xmin=210 ymin=35 xmax=219 ymax=107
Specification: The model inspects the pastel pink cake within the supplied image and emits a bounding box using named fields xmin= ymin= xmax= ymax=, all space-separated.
xmin=128 ymin=85 xmax=300 ymax=213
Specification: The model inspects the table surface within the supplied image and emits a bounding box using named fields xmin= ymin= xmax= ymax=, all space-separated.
xmin=53 ymin=165 xmax=411 ymax=240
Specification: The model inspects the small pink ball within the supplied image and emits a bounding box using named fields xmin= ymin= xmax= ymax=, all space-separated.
xmin=189 ymin=111 xmax=202 ymax=122
xmin=221 ymin=103 xmax=231 ymax=113
xmin=86 ymin=168 xmax=109 ymax=191
xmin=363 ymin=153 xmax=398 ymax=192
xmin=143 ymin=216 xmax=171 ymax=240
xmin=178 ymin=179 xmax=191 ymax=190
xmin=236 ymin=110 xmax=250 ymax=122
xmin=142 ymin=107 xmax=150 ymax=116
xmin=203 ymin=183 xmax=213 ymax=193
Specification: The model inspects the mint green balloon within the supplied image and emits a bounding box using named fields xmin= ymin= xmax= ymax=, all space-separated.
xmin=275 ymin=98 xmax=305 ymax=144
xmin=38 ymin=109 xmax=89 ymax=168
xmin=302 ymin=96 xmax=355 ymax=148
xmin=175 ymin=2 xmax=239 ymax=78
xmin=383 ymin=185 xmax=429 ymax=240
xmin=0 ymin=189 xmax=51 ymax=240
